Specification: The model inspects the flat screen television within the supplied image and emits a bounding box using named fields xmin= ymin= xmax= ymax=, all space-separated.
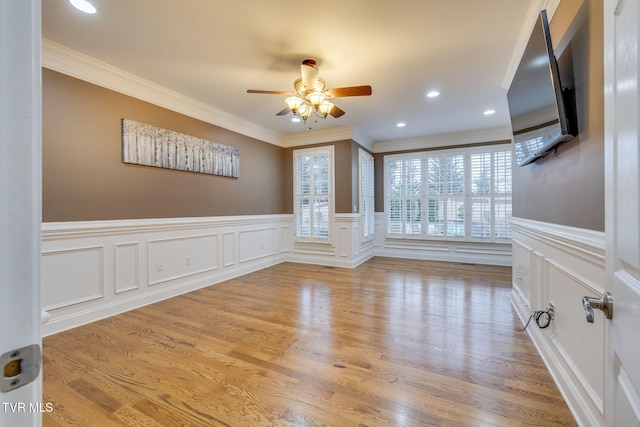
xmin=507 ymin=10 xmax=576 ymax=167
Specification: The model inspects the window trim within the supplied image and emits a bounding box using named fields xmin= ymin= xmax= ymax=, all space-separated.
xmin=383 ymin=144 xmax=512 ymax=243
xmin=293 ymin=145 xmax=335 ymax=244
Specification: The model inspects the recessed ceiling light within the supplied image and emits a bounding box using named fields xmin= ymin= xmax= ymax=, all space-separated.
xmin=396 ymin=122 xmax=406 ymax=128
xmin=483 ymin=109 xmax=496 ymax=115
xmin=426 ymin=91 xmax=440 ymax=98
xmin=69 ymin=0 xmax=97 ymax=14
xmin=291 ymin=117 xmax=301 ymax=123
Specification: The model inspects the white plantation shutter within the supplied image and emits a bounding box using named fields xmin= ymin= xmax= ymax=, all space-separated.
xmin=471 ymin=152 xmax=492 ymax=238
xmin=294 ymin=147 xmax=333 ymax=241
xmin=426 ymin=157 xmax=444 ymax=236
xmin=446 ymin=154 xmax=465 ymax=237
xmin=386 ymin=158 xmax=403 ymax=234
xmin=295 ymin=154 xmax=311 ymax=194
xmin=313 ymin=197 xmax=329 ymax=238
xmin=384 ymin=146 xmax=512 ymax=242
xmin=313 ymin=153 xmax=329 ymax=194
xmin=295 ymin=155 xmax=311 ymax=238
xmin=404 ymin=158 xmax=422 ymax=235
xmin=312 ymin=153 xmax=330 ymax=238
xmin=296 ymin=198 xmax=311 ymax=237
xmin=359 ymin=149 xmax=375 ymax=241
xmin=385 ymin=157 xmax=422 ymax=235
xmin=493 ymin=151 xmax=512 ymax=239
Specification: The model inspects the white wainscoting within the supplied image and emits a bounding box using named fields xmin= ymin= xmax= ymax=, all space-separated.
xmin=41 ymin=214 xmax=375 ymax=336
xmin=286 ymin=213 xmax=375 ymax=268
xmin=510 ymin=217 xmax=605 ymax=427
xmin=41 ymin=215 xmax=293 ymax=336
xmin=373 ymin=212 xmax=512 ymax=266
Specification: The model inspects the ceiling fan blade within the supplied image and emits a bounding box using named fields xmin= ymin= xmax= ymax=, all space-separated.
xmin=276 ymin=107 xmax=291 ymax=116
xmin=247 ymin=89 xmax=290 ymax=95
xmin=301 ymin=62 xmax=319 ymax=91
xmin=330 ymin=105 xmax=346 ymax=118
xmin=326 ymin=85 xmax=372 ymax=97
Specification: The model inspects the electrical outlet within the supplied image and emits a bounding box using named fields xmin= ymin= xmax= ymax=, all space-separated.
xmin=548 ymin=302 xmax=555 ymax=320
xmin=185 ymin=256 xmax=191 ymax=266
xmin=157 ymin=261 xmax=165 ymax=272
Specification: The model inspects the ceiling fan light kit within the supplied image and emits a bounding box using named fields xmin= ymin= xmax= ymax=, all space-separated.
xmin=247 ymin=59 xmax=372 ymax=125
xmin=285 ymin=93 xmax=334 ymax=121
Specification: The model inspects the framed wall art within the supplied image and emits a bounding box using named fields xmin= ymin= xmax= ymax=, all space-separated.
xmin=122 ymin=119 xmax=240 ymax=178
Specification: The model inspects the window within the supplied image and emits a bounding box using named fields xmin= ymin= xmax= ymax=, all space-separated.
xmin=294 ymin=146 xmax=334 ymax=242
xmin=359 ymin=149 xmax=375 ymax=242
xmin=384 ymin=145 xmax=512 ymax=242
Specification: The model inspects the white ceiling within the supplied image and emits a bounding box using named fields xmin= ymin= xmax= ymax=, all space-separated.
xmin=42 ymin=0 xmax=536 ymax=144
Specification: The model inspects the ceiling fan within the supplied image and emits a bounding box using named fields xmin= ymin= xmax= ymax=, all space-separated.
xmin=247 ymin=59 xmax=372 ymax=123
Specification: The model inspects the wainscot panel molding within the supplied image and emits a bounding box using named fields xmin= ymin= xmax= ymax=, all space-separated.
xmin=114 ymin=242 xmax=139 ymax=294
xmin=286 ymin=214 xmax=374 ymax=268
xmin=510 ymin=216 xmax=605 ymax=427
xmin=41 ymin=214 xmax=372 ymax=335
xmin=373 ymin=213 xmax=512 ymax=266
xmin=41 ymin=215 xmax=292 ymax=336
xmin=42 ymin=246 xmax=105 ymax=310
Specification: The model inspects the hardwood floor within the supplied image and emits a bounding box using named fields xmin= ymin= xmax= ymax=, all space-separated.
xmin=42 ymin=257 xmax=576 ymax=426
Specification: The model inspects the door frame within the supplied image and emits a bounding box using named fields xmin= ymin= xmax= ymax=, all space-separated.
xmin=0 ymin=1 xmax=43 ymax=426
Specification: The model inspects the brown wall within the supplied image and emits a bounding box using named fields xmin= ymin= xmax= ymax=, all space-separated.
xmin=43 ymin=69 xmax=288 ymax=221
xmin=47 ymin=11 xmax=604 ymax=228
xmin=512 ymin=0 xmax=604 ymax=231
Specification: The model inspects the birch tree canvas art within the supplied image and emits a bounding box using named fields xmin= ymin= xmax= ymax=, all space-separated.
xmin=122 ymin=119 xmax=240 ymax=178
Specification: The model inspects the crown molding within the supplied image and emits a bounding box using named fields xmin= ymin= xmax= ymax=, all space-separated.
xmin=351 ymin=128 xmax=374 ymax=152
xmin=278 ymin=126 xmax=374 ymax=150
xmin=43 ymin=39 xmax=514 ymax=153
xmin=553 ymin=0 xmax=589 ymax=58
xmin=502 ymin=0 xmax=561 ymax=90
xmin=41 ymin=39 xmax=283 ymax=146
xmin=372 ymin=127 xmax=513 ymax=153
xmin=280 ymin=126 xmax=354 ymax=148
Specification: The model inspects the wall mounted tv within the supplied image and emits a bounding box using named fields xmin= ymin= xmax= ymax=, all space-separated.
xmin=507 ymin=9 xmax=577 ymax=167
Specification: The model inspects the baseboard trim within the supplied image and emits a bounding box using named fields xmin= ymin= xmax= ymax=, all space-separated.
xmin=375 ymin=244 xmax=512 ymax=266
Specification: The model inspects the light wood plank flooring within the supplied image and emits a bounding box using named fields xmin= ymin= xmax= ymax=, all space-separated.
xmin=42 ymin=257 xmax=576 ymax=426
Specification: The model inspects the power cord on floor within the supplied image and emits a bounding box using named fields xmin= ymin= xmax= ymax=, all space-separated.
xmin=519 ymin=309 xmax=552 ymax=331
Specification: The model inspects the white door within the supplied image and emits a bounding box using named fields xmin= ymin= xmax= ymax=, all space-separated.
xmin=604 ymin=0 xmax=640 ymax=425
xmin=0 ymin=1 xmax=43 ymax=426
